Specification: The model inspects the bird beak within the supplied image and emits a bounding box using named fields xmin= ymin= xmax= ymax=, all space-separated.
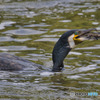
xmin=73 ymin=28 xmax=100 ymax=44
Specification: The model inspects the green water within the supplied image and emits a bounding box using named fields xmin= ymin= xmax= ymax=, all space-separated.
xmin=0 ymin=0 xmax=100 ymax=100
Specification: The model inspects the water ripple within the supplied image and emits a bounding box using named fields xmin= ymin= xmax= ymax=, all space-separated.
xmin=3 ymin=28 xmax=46 ymax=35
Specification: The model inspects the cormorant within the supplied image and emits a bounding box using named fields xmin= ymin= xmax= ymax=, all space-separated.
xmin=0 ymin=28 xmax=99 ymax=72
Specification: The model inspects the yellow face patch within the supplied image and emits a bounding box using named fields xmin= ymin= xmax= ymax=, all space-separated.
xmin=73 ymin=34 xmax=83 ymax=44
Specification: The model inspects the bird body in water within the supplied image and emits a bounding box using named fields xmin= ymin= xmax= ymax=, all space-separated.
xmin=0 ymin=28 xmax=99 ymax=72
xmin=0 ymin=53 xmax=44 ymax=71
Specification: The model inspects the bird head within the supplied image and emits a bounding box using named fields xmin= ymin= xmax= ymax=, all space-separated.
xmin=73 ymin=28 xmax=100 ymax=45
xmin=71 ymin=28 xmax=100 ymax=47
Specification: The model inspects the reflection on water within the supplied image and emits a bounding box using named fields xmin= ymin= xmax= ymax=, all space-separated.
xmin=0 ymin=21 xmax=16 ymax=30
xmin=3 ymin=28 xmax=47 ymax=35
xmin=50 ymin=29 xmax=70 ymax=33
xmin=59 ymin=20 xmax=72 ymax=23
xmin=0 ymin=36 xmax=31 ymax=42
xmin=0 ymin=46 xmax=36 ymax=51
xmin=92 ymin=60 xmax=100 ymax=64
xmin=0 ymin=0 xmax=100 ymax=99
xmin=76 ymin=45 xmax=100 ymax=50
xmin=35 ymin=38 xmax=59 ymax=42
xmin=24 ymin=23 xmax=51 ymax=28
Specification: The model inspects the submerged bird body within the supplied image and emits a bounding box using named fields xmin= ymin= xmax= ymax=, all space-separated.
xmin=0 ymin=29 xmax=99 ymax=72
xmin=0 ymin=53 xmax=43 ymax=71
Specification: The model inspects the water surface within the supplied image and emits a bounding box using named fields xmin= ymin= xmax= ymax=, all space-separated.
xmin=0 ymin=0 xmax=100 ymax=100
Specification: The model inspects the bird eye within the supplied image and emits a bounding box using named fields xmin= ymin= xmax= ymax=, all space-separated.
xmin=74 ymin=32 xmax=79 ymax=35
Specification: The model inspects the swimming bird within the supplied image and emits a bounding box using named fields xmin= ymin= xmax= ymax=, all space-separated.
xmin=0 ymin=28 xmax=99 ymax=71
xmin=52 ymin=28 xmax=100 ymax=71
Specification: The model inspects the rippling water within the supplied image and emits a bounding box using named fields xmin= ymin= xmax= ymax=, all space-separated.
xmin=0 ymin=0 xmax=100 ymax=100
